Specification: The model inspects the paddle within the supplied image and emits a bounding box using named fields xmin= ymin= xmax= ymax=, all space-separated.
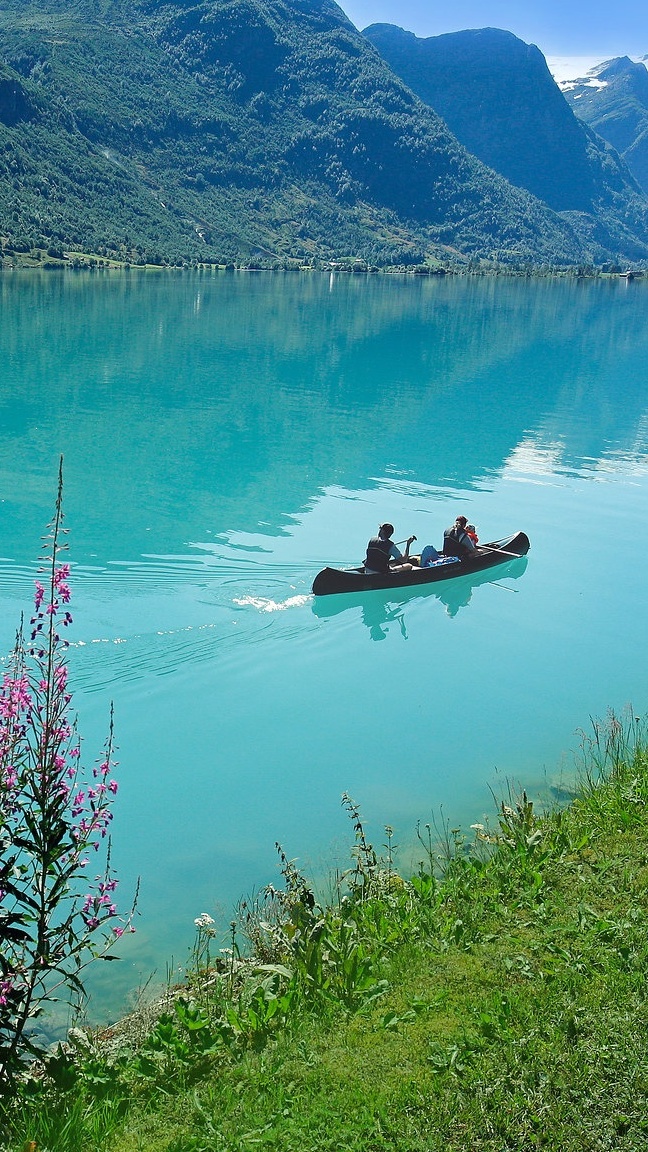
xmin=478 ymin=544 xmax=524 ymax=560
xmin=391 ymin=535 xmax=418 ymax=564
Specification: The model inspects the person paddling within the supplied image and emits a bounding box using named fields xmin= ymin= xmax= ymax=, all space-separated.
xmin=364 ymin=523 xmax=416 ymax=574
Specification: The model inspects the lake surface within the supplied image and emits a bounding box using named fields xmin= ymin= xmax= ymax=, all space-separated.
xmin=1 ymin=269 xmax=647 ymax=1022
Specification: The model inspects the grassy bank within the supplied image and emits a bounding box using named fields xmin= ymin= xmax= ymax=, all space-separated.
xmin=3 ymin=711 xmax=648 ymax=1152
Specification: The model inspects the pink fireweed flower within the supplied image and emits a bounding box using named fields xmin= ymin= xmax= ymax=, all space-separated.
xmin=0 ymin=674 xmax=32 ymax=720
xmin=51 ymin=723 xmax=72 ymax=743
xmin=52 ymin=565 xmax=72 ymax=604
xmin=72 ymin=791 xmax=85 ymax=817
xmin=0 ymin=977 xmax=14 ymax=1006
xmin=34 ymin=582 xmax=45 ymax=610
xmin=3 ymin=767 xmax=18 ymax=790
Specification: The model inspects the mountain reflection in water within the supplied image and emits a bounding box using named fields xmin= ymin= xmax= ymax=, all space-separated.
xmin=0 ymin=272 xmax=646 ymax=567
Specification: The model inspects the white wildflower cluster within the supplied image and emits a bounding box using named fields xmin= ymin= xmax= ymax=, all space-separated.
xmin=194 ymin=912 xmax=216 ymax=936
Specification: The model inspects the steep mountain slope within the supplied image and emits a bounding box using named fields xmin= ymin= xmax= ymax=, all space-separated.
xmin=560 ymin=57 xmax=648 ymax=196
xmin=363 ymin=24 xmax=648 ymax=260
xmin=0 ymin=0 xmax=603 ymax=266
xmin=0 ymin=58 xmax=195 ymax=261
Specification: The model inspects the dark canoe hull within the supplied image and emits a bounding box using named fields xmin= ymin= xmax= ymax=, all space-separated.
xmin=311 ymin=532 xmax=530 ymax=596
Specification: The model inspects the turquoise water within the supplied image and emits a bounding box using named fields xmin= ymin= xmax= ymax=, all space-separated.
xmin=1 ymin=269 xmax=647 ymax=1020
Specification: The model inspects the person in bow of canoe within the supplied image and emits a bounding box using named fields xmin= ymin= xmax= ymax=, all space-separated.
xmin=364 ymin=523 xmax=416 ymax=574
xmin=443 ymin=515 xmax=479 ymax=560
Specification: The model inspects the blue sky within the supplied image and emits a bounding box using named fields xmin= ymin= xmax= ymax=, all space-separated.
xmin=338 ymin=0 xmax=647 ymax=58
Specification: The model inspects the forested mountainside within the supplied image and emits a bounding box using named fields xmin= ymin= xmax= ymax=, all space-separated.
xmin=0 ymin=0 xmax=645 ymax=268
xmin=561 ymin=57 xmax=648 ymax=198
xmin=363 ymin=25 xmax=648 ymax=264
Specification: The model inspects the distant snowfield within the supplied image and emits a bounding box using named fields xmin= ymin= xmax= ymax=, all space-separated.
xmin=546 ymin=56 xmax=605 ymax=83
xmin=547 ymin=54 xmax=648 ymax=86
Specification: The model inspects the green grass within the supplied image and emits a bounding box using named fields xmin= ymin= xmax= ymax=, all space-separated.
xmin=3 ymin=711 xmax=648 ymax=1152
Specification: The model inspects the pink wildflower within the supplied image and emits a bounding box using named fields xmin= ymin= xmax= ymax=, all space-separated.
xmin=0 ymin=977 xmax=14 ymax=1006
xmin=0 ymin=674 xmax=32 ymax=720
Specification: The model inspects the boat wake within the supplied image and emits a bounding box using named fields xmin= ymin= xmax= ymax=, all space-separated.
xmin=233 ymin=594 xmax=312 ymax=613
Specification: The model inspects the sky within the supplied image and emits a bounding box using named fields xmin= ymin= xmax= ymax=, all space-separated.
xmin=338 ymin=0 xmax=647 ymax=64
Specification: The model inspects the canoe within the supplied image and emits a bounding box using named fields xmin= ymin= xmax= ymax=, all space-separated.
xmin=312 ymin=554 xmax=528 ymax=622
xmin=311 ymin=531 xmax=530 ymax=596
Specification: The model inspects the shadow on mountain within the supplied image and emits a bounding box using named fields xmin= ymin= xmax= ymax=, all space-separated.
xmin=363 ymin=25 xmax=648 ymax=259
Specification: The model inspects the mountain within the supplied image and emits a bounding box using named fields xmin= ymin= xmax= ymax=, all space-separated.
xmin=560 ymin=57 xmax=648 ymax=196
xmin=0 ymin=0 xmax=589 ymax=271
xmin=363 ymin=24 xmax=648 ymax=262
xmin=0 ymin=0 xmax=612 ymax=268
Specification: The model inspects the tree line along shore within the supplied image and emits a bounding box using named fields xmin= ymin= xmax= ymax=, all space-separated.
xmin=2 ymin=247 xmax=645 ymax=278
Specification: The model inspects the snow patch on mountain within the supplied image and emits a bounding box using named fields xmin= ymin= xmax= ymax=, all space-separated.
xmin=549 ymin=54 xmax=648 ymax=93
xmin=546 ymin=56 xmax=606 ymax=85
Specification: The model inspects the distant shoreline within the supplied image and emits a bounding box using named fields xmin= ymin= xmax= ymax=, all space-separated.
xmin=1 ymin=253 xmax=646 ymax=280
